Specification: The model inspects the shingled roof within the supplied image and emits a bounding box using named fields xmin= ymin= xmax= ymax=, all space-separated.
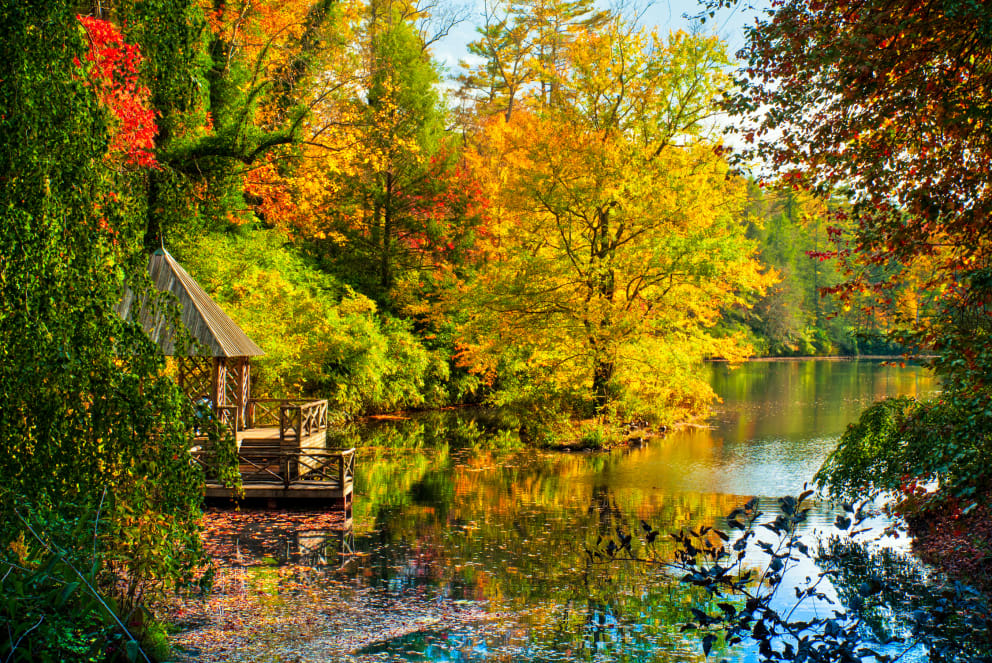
xmin=118 ymin=248 xmax=264 ymax=358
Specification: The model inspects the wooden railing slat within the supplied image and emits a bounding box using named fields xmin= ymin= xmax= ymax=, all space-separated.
xmin=195 ymin=447 xmax=355 ymax=490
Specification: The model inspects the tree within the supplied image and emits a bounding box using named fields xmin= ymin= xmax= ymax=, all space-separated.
xmin=457 ymin=0 xmax=610 ymax=118
xmin=717 ymin=0 xmax=992 ymax=339
xmin=715 ymin=0 xmax=992 ymax=503
xmin=0 ymin=5 xmax=214 ymax=658
xmin=516 ymin=0 xmax=610 ymax=108
xmin=119 ymin=0 xmax=341 ymax=250
xmin=248 ymin=0 xmax=488 ymax=304
xmin=457 ymin=22 xmax=771 ymax=421
xmin=733 ymin=184 xmax=864 ymax=355
xmin=345 ymin=8 xmax=449 ymax=294
xmin=457 ymin=0 xmax=534 ymax=120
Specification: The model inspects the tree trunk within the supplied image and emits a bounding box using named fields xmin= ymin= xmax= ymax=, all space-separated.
xmin=592 ymin=358 xmax=614 ymax=409
xmin=590 ymin=204 xmax=617 ymax=410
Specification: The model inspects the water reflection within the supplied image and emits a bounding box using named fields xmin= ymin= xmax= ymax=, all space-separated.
xmin=340 ymin=360 xmax=936 ymax=661
xmin=200 ymin=507 xmax=355 ymax=569
xmin=186 ymin=360 xmax=938 ymax=662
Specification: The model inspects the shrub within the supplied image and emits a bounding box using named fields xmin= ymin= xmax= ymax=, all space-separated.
xmin=816 ymin=393 xmax=992 ymax=511
xmin=178 ymin=229 xmax=449 ymax=416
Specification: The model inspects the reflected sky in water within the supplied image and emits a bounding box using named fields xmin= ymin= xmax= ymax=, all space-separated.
xmin=598 ymin=360 xmax=939 ymax=500
xmin=184 ymin=360 xmax=938 ymax=662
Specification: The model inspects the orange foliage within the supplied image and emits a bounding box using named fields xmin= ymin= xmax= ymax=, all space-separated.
xmin=201 ymin=0 xmax=312 ymax=61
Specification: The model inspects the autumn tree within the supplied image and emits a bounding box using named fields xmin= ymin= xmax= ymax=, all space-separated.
xmin=458 ymin=21 xmax=771 ymax=422
xmin=718 ymin=0 xmax=992 ymax=337
xmin=518 ymin=0 xmax=610 ymax=107
xmin=715 ymin=0 xmax=992 ymax=501
xmin=246 ymin=0 xmax=488 ymax=305
xmin=345 ymin=7 xmax=449 ymax=293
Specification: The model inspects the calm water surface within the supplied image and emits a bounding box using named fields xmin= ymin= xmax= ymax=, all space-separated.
xmin=205 ymin=360 xmax=939 ymax=662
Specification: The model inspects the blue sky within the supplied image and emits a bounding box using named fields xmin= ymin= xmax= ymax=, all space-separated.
xmin=429 ymin=0 xmax=763 ymax=78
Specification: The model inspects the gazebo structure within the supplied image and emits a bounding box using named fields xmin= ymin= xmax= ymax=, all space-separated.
xmin=118 ymin=248 xmax=264 ymax=431
xmin=118 ymin=248 xmax=353 ymax=507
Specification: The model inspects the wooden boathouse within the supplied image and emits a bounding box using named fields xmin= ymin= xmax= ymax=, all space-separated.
xmin=119 ymin=248 xmax=354 ymax=506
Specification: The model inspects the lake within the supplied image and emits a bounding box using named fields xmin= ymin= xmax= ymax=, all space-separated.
xmin=174 ymin=359 xmax=939 ymax=662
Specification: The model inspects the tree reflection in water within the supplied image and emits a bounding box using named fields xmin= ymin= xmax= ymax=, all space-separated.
xmin=174 ymin=360 xmax=946 ymax=662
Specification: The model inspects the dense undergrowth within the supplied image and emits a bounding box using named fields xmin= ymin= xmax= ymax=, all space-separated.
xmin=907 ymin=497 xmax=992 ymax=598
xmin=176 ymin=229 xmax=477 ymax=417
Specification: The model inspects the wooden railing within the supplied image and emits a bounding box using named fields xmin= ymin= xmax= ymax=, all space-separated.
xmin=216 ymin=405 xmax=239 ymax=433
xmin=193 ymin=398 xmax=330 ymax=442
xmin=193 ymin=404 xmax=238 ymax=440
xmin=279 ymin=400 xmax=328 ymax=447
xmin=245 ymin=398 xmax=309 ymax=429
xmin=245 ymin=398 xmax=328 ymax=444
xmin=194 ymin=447 xmax=355 ymax=491
xmin=293 ymin=448 xmax=355 ymax=486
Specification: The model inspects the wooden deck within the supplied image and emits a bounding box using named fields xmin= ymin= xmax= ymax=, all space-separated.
xmin=236 ymin=426 xmax=328 ymax=454
xmin=195 ymin=399 xmax=354 ymax=506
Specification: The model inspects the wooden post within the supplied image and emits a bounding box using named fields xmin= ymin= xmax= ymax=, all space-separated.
xmin=212 ymin=357 xmax=226 ymax=419
xmin=279 ymin=406 xmax=290 ymax=487
xmin=237 ymin=358 xmax=250 ymax=430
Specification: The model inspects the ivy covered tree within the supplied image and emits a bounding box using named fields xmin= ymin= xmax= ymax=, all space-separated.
xmin=117 ymin=0 xmax=341 ymax=250
xmin=0 ymin=4 xmax=215 ymax=659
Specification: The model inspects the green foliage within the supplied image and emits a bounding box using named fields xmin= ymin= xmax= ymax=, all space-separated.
xmin=815 ymin=397 xmax=918 ymax=499
xmin=576 ymin=425 xmax=607 ymax=449
xmin=1 ymin=498 xmax=147 ymax=663
xmin=818 ymin=271 xmax=992 ymax=507
xmin=818 ymin=387 xmax=992 ymax=509
xmin=724 ymin=183 xmax=910 ymax=357
xmin=481 ymin=360 xmax=586 ymax=446
xmin=366 ymin=17 xmax=444 ymax=151
xmin=564 ymin=420 xmax=628 ymax=451
xmin=598 ymin=491 xmax=992 ymax=662
xmin=179 ymin=229 xmax=452 ymax=415
xmin=0 ymin=3 xmax=219 ymax=659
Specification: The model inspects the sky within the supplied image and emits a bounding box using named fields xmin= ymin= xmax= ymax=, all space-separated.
xmin=428 ymin=0 xmax=764 ymax=79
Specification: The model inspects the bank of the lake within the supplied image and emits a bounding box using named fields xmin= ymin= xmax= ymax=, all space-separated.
xmin=169 ymin=359 xmax=940 ymax=662
xmin=909 ymin=497 xmax=992 ymax=597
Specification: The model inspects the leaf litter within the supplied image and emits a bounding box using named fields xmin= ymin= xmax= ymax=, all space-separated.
xmin=163 ymin=507 xmax=515 ymax=662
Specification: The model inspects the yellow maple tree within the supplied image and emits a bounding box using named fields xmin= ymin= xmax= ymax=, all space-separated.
xmin=455 ymin=21 xmax=774 ymax=422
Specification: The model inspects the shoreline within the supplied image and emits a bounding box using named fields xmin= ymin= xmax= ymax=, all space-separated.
xmin=907 ymin=498 xmax=992 ymax=598
xmin=709 ymin=354 xmax=933 ymax=362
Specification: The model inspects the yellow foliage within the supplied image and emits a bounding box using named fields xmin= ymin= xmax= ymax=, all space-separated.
xmin=456 ymin=87 xmax=773 ymax=419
